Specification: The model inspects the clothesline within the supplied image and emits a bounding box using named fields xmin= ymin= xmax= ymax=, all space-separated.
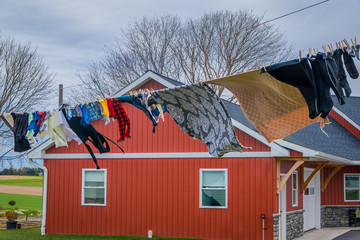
xmin=1 ymin=84 xmax=250 ymax=168
xmin=1 ymin=37 xmax=359 ymax=168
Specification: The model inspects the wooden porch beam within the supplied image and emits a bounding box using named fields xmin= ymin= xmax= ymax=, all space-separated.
xmin=276 ymin=157 xmax=310 ymax=161
xmin=301 ymin=163 xmax=327 ymax=194
xmin=321 ymin=165 xmax=344 ymax=192
xmin=304 ymin=161 xmax=330 ymax=165
xmin=277 ymin=160 xmax=304 ymax=194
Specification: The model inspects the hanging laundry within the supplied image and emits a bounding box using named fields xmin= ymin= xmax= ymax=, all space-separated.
xmin=26 ymin=111 xmax=42 ymax=138
xmin=261 ymin=55 xmax=345 ymax=119
xmin=112 ymin=98 xmax=131 ymax=142
xmin=205 ymin=70 xmax=325 ymax=143
xmin=343 ymin=49 xmax=359 ymax=79
xmin=106 ymin=98 xmax=115 ymax=118
xmin=99 ymin=99 xmax=111 ymax=125
xmin=78 ymin=104 xmax=90 ymax=126
xmin=333 ymin=49 xmax=352 ymax=97
xmin=86 ymin=102 xmax=102 ymax=121
xmin=308 ymin=53 xmax=345 ymax=118
xmin=57 ymin=110 xmax=82 ymax=144
xmin=151 ymin=83 xmax=250 ymax=157
xmin=46 ymin=110 xmax=68 ymax=148
xmin=37 ymin=112 xmax=47 ymax=127
xmin=355 ymin=45 xmax=360 ymax=61
xmin=11 ymin=113 xmax=31 ymax=152
xmin=63 ymin=110 xmax=111 ymax=169
xmin=121 ymin=95 xmax=159 ymax=133
xmin=99 ymin=99 xmax=110 ymax=117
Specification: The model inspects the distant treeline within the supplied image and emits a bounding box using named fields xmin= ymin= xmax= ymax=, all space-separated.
xmin=0 ymin=167 xmax=43 ymax=176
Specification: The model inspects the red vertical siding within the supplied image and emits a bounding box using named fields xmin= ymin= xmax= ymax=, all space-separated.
xmin=45 ymin=157 xmax=275 ymax=240
xmin=322 ymin=166 xmax=360 ymax=205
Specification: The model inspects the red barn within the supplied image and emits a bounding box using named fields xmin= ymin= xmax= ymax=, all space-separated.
xmin=26 ymin=71 xmax=360 ymax=240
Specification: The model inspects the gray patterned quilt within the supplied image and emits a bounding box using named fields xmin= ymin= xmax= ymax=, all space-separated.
xmin=151 ymin=83 xmax=250 ymax=157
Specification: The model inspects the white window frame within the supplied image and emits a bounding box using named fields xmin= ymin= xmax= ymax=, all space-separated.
xmin=199 ymin=168 xmax=228 ymax=209
xmin=82 ymin=169 xmax=107 ymax=206
xmin=344 ymin=174 xmax=360 ymax=202
xmin=292 ymin=171 xmax=298 ymax=207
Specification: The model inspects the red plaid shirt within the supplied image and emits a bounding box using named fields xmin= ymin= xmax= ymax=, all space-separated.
xmin=112 ymin=98 xmax=131 ymax=142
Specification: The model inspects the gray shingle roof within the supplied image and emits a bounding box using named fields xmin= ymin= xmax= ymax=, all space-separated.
xmin=332 ymin=95 xmax=360 ymax=126
xmin=284 ymin=117 xmax=360 ymax=161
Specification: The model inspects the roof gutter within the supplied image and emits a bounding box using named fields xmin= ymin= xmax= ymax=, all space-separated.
xmin=315 ymin=152 xmax=360 ymax=165
xmin=26 ymin=157 xmax=48 ymax=235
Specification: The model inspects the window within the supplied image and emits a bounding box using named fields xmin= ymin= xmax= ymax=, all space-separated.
xmin=345 ymin=174 xmax=360 ymax=201
xmin=82 ymin=169 xmax=107 ymax=206
xmin=292 ymin=171 xmax=298 ymax=207
xmin=200 ymin=169 xmax=228 ymax=208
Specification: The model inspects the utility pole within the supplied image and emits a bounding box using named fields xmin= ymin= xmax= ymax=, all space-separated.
xmin=58 ymin=84 xmax=63 ymax=107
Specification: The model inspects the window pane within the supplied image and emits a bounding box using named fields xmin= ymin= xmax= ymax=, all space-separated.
xmin=293 ymin=174 xmax=297 ymax=189
xmin=346 ymin=189 xmax=359 ymax=201
xmin=85 ymin=171 xmax=104 ymax=187
xmin=202 ymin=171 xmax=225 ymax=188
xmin=84 ymin=188 xmax=105 ymax=204
xmin=346 ymin=176 xmax=359 ymax=188
xmin=292 ymin=190 xmax=298 ymax=205
xmin=202 ymin=189 xmax=226 ymax=206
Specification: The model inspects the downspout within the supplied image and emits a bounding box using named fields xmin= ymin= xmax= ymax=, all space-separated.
xmin=26 ymin=157 xmax=48 ymax=235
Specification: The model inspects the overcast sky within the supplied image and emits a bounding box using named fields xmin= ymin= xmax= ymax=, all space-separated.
xmin=0 ymin=0 xmax=360 ymax=108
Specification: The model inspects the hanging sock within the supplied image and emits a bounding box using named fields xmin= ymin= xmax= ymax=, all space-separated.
xmin=343 ymin=50 xmax=359 ymax=79
xmin=333 ymin=49 xmax=352 ymax=97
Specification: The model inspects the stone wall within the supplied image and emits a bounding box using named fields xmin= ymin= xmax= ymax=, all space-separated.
xmin=273 ymin=214 xmax=279 ymax=240
xmin=321 ymin=206 xmax=360 ymax=227
xmin=286 ymin=210 xmax=304 ymax=240
xmin=272 ymin=210 xmax=304 ymax=240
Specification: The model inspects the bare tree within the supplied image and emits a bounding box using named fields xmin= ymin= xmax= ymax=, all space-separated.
xmin=0 ymin=36 xmax=54 ymax=141
xmin=76 ymin=15 xmax=182 ymax=101
xmin=174 ymin=10 xmax=291 ymax=99
xmin=78 ymin=11 xmax=291 ymax=101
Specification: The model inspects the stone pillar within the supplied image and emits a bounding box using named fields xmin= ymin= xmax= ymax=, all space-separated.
xmin=273 ymin=214 xmax=279 ymax=240
xmin=286 ymin=210 xmax=304 ymax=240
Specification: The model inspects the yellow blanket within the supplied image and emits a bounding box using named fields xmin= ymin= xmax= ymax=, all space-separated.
xmin=205 ymin=70 xmax=326 ymax=143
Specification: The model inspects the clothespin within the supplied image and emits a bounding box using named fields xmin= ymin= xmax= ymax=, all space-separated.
xmin=322 ymin=45 xmax=327 ymax=56
xmin=313 ymin=48 xmax=317 ymax=55
xmin=351 ymin=38 xmax=357 ymax=51
xmin=308 ymin=48 xmax=312 ymax=57
xmin=262 ymin=63 xmax=267 ymax=72
xmin=344 ymin=39 xmax=351 ymax=49
xmin=329 ymin=44 xmax=334 ymax=54
xmin=335 ymin=42 xmax=339 ymax=50
xmin=340 ymin=41 xmax=345 ymax=53
xmin=299 ymin=50 xmax=301 ymax=62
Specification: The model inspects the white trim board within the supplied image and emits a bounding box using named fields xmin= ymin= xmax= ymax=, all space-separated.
xmin=333 ymin=107 xmax=360 ymax=132
xmin=40 ymin=151 xmax=274 ymax=159
xmin=81 ymin=168 xmax=107 ymax=206
xmin=275 ymin=139 xmax=360 ymax=164
xmin=114 ymin=71 xmax=176 ymax=97
xmin=231 ymin=120 xmax=289 ymax=157
xmin=199 ymin=168 xmax=228 ymax=209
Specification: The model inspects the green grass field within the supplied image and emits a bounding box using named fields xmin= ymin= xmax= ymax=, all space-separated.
xmin=0 ymin=178 xmax=43 ymax=188
xmin=0 ymin=193 xmax=42 ymax=211
xmin=0 ymin=228 xmax=200 ymax=240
